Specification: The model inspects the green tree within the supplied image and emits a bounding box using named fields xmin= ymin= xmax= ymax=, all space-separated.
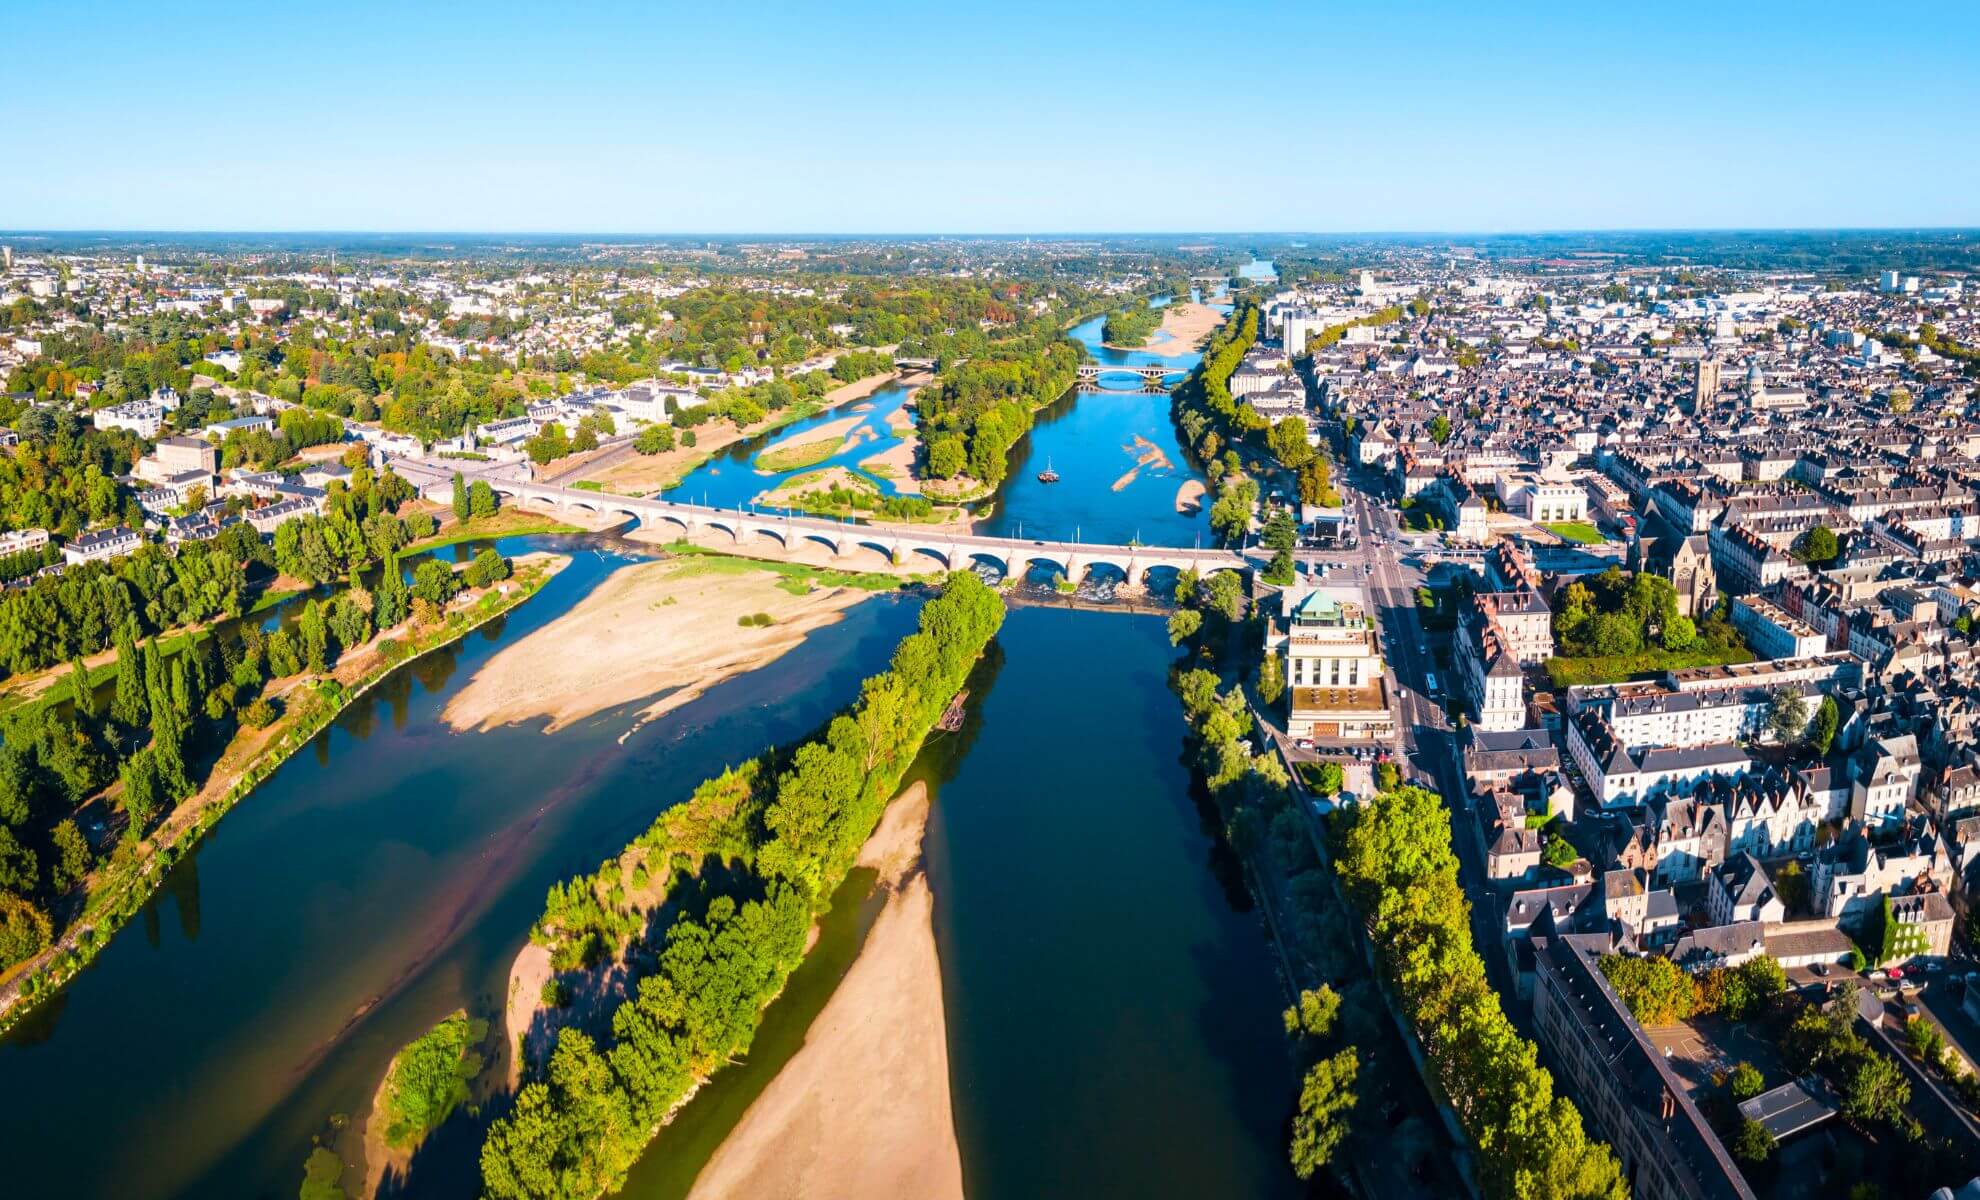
xmin=1841 ymin=1052 xmax=1910 ymax=1126
xmin=1258 ymin=652 xmax=1286 ymax=705
xmin=1810 ymin=694 xmax=1840 ymax=755
xmin=1283 ymin=985 xmax=1342 ymax=1039
xmin=298 ymin=599 xmax=330 ymax=673
xmin=1428 ymin=413 xmax=1451 ymax=444
xmin=450 ymin=471 xmax=469 ymax=522
xmin=67 ymin=656 xmax=96 ymax=720
xmin=0 ymin=892 xmax=52 ymax=969
xmin=1289 ymin=1048 xmax=1359 ymax=1179
xmin=110 ymin=625 xmax=145 ymax=728
xmin=1166 ymin=608 xmax=1202 ymax=646
xmin=1766 ymin=687 xmax=1810 ymax=744
xmin=1600 ymin=953 xmax=1703 ymax=1025
xmin=1543 ymin=831 xmax=1579 ymax=869
xmin=926 ymin=436 xmax=966 ymax=479
xmin=382 ymin=1011 xmax=488 ymax=1148
xmin=1269 ymin=416 xmax=1314 ymax=468
xmin=1733 ymin=1117 xmax=1776 ymax=1164
xmin=1729 ymin=1061 xmax=1766 ymax=1102
xmin=120 ymin=749 xmax=161 ymax=840
xmin=468 ymin=479 xmax=497 ymax=519
xmin=1314 ymin=761 xmax=1345 ymax=795
xmin=1796 ymin=524 xmax=1840 ymax=565
xmin=50 ymin=818 xmax=92 ymax=891
xmin=634 ymin=425 xmax=675 ymax=454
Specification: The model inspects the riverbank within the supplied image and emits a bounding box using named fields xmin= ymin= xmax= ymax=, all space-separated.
xmin=442 ymin=556 xmax=881 ymax=735
xmin=0 ymin=554 xmax=572 ymax=1034
xmin=1100 ymin=300 xmax=1226 ymax=354
xmin=582 ymin=370 xmax=909 ymax=495
xmin=685 ymin=781 xmax=961 ymax=1200
xmin=403 ymin=505 xmax=592 ymax=553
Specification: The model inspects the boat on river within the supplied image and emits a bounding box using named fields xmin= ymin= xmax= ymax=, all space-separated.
xmin=936 ymin=689 xmax=969 ymax=732
xmin=1036 ymin=457 xmax=1060 ymax=484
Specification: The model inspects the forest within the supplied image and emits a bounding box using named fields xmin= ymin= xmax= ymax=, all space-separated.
xmin=478 ymin=573 xmax=1005 ymax=1200
xmin=914 ymin=336 xmax=1081 ymax=487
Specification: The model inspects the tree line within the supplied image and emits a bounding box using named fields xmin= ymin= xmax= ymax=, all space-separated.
xmin=478 ymin=573 xmax=1005 ymax=1199
xmin=1333 ymin=785 xmax=1628 ymax=1199
xmin=0 ymin=540 xmax=510 ymax=975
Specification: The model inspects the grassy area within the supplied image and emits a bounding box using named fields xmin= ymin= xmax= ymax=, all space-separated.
xmin=1544 ymin=521 xmax=1606 ymax=544
xmin=569 ymin=480 xmax=605 ymax=492
xmin=1544 ymin=644 xmax=1758 ymax=688
xmin=754 ymin=434 xmax=846 ymax=473
xmin=406 ymin=510 xmax=583 ymax=554
xmin=657 ymin=542 xmax=927 ymax=592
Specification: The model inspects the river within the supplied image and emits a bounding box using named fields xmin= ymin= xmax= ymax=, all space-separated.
xmin=661 ymin=304 xmax=1225 ymax=550
xmin=0 ymin=299 xmax=1301 ymax=1200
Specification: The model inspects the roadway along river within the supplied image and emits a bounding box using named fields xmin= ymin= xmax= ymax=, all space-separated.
xmin=0 ymin=540 xmax=1300 ymax=1194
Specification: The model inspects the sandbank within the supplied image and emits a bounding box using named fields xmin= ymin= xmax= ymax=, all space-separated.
xmin=441 ymin=557 xmax=873 ymax=734
xmin=1101 ymin=300 xmax=1226 ymax=354
xmin=859 ymin=436 xmax=922 ymax=493
xmin=1175 ymin=479 xmax=1207 ymax=514
xmin=754 ymin=414 xmax=868 ymax=471
xmin=685 ymin=782 xmax=961 ymax=1200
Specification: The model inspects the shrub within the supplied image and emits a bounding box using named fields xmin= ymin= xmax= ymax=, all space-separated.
xmin=239 ymin=698 xmax=279 ymax=729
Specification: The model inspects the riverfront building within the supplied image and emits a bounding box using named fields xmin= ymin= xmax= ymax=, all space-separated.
xmin=1267 ymin=583 xmax=1394 ymax=742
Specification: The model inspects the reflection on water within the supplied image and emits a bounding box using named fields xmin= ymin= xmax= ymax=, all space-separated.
xmin=0 ymin=538 xmax=923 ymax=1200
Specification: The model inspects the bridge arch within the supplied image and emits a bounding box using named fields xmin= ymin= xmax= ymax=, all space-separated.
xmin=902 ymin=545 xmax=952 ymax=571
xmin=797 ymin=531 xmax=844 ymax=558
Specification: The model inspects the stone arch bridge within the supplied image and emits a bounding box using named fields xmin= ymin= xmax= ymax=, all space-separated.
xmin=418 ymin=471 xmax=1248 ymax=590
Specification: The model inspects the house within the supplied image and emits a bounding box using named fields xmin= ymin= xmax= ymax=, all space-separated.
xmin=61 ymin=526 xmax=142 ymax=565
xmin=0 ymin=528 xmax=51 ymax=558
xmin=1850 ymin=735 xmax=1920 ymax=826
xmin=1708 ymin=854 xmax=1785 ymax=926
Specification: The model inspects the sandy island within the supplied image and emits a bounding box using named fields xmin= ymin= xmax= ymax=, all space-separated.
xmin=441 ymin=557 xmax=875 ymax=735
xmin=1101 ymin=300 xmax=1226 ymax=354
xmin=753 ymin=414 xmax=869 ymax=472
xmin=686 ymin=782 xmax=961 ymax=1200
xmin=859 ymin=433 xmax=922 ymax=493
xmin=1175 ymin=479 xmax=1207 ymax=515
xmin=1111 ymin=434 xmax=1174 ymax=492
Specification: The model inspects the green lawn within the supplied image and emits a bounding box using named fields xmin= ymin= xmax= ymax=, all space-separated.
xmin=1544 ymin=521 xmax=1606 ymax=544
xmin=657 ymin=543 xmax=923 ymax=592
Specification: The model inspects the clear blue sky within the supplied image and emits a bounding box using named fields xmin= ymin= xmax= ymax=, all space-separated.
xmin=10 ymin=0 xmax=1979 ymax=233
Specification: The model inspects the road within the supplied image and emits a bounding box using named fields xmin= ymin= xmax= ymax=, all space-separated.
xmin=1320 ymin=464 xmax=1524 ymax=1010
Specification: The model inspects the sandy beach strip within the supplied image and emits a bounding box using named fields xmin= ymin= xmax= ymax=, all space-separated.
xmin=859 ymin=436 xmax=922 ymax=493
xmin=1175 ymin=479 xmax=1207 ymax=514
xmin=685 ymin=782 xmax=962 ymax=1200
xmin=440 ymin=557 xmax=875 ymax=734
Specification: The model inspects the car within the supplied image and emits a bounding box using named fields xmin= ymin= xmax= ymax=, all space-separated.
xmin=1890 ymin=966 xmax=1906 ymax=981
xmin=1811 ymin=963 xmax=1829 ymax=977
